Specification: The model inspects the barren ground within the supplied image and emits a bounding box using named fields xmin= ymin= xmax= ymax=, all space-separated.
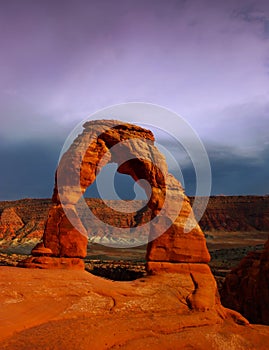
xmin=1 ymin=266 xmax=269 ymax=350
xmin=1 ymin=231 xmax=269 ymax=349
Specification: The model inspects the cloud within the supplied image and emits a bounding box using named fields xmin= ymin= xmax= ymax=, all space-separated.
xmin=208 ymin=144 xmax=269 ymax=195
xmin=0 ymin=0 xmax=269 ymax=134
xmin=0 ymin=0 xmax=268 ymax=198
xmin=0 ymin=139 xmax=62 ymax=200
xmin=181 ymin=143 xmax=269 ymax=195
xmin=0 ymin=136 xmax=268 ymax=201
xmin=189 ymin=98 xmax=269 ymax=156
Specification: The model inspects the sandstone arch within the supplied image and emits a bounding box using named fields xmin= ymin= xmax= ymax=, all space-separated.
xmin=30 ymin=119 xmax=209 ymax=268
xmin=20 ymin=119 xmax=249 ymax=321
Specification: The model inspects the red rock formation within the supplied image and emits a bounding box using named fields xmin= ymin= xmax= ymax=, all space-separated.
xmin=0 ymin=267 xmax=257 ymax=349
xmin=146 ymin=262 xmax=218 ymax=311
xmin=221 ymin=236 xmax=269 ymax=324
xmin=147 ymin=196 xmax=210 ymax=263
xmin=18 ymin=257 xmax=84 ymax=270
xmin=0 ymin=207 xmax=24 ymax=240
xmin=0 ymin=199 xmax=50 ymax=248
xmin=43 ymin=205 xmax=88 ymax=258
xmin=31 ymin=242 xmax=52 ymax=257
xmin=28 ymin=120 xmax=210 ymax=271
xmin=193 ymin=195 xmax=269 ymax=232
xmin=9 ymin=120 xmax=251 ymax=327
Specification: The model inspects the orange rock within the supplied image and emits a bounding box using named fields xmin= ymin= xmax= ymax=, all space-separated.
xmin=35 ymin=120 xmax=210 ymax=269
xmin=146 ymin=197 xmax=210 ymax=263
xmin=0 ymin=267 xmax=256 ymax=349
xmin=18 ymin=257 xmax=85 ymax=270
xmin=31 ymin=242 xmax=52 ymax=256
xmin=43 ymin=205 xmax=88 ymax=258
xmin=146 ymin=262 xmax=217 ymax=311
xmin=221 ymin=237 xmax=269 ymax=325
xmin=0 ymin=207 xmax=24 ymax=237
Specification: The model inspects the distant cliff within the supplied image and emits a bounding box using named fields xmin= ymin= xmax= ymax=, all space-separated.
xmin=195 ymin=196 xmax=269 ymax=232
xmin=0 ymin=196 xmax=269 ymax=249
xmin=0 ymin=199 xmax=51 ymax=249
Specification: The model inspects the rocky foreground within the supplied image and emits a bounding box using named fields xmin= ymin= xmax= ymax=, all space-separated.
xmin=1 ymin=266 xmax=269 ymax=350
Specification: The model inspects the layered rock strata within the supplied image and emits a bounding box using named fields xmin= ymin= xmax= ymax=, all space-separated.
xmin=1 ymin=196 xmax=269 ymax=248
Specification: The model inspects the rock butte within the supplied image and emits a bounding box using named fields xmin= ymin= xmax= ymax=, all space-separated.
xmin=221 ymin=236 xmax=269 ymax=325
xmin=20 ymin=120 xmax=248 ymax=324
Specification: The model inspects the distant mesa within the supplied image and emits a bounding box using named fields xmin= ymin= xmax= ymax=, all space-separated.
xmin=1 ymin=196 xmax=269 ymax=250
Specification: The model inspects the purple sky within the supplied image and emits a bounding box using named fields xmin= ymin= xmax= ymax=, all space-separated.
xmin=0 ymin=0 xmax=269 ymax=199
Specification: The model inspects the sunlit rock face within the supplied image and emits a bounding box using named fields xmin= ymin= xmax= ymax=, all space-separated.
xmin=35 ymin=119 xmax=209 ymax=265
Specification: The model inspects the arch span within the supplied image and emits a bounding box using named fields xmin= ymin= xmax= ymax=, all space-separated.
xmin=32 ymin=120 xmax=210 ymax=267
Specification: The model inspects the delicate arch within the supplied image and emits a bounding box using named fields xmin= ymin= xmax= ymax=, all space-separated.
xmin=37 ymin=120 xmax=209 ymax=266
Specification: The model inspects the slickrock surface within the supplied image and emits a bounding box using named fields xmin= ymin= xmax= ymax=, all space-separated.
xmin=1 ymin=266 xmax=267 ymax=350
xmin=146 ymin=195 xmax=210 ymax=263
xmin=221 ymin=236 xmax=269 ymax=325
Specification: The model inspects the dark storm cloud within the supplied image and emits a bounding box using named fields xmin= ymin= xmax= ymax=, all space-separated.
xmin=1 ymin=136 xmax=267 ymax=201
xmin=209 ymin=145 xmax=269 ymax=195
xmin=0 ymin=0 xmax=269 ymax=199
xmin=181 ymin=144 xmax=269 ymax=196
xmin=0 ymin=139 xmax=62 ymax=200
xmin=235 ymin=4 xmax=269 ymax=38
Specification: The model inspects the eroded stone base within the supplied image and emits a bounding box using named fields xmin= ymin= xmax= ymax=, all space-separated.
xmin=18 ymin=257 xmax=85 ymax=270
xmin=146 ymin=262 xmax=218 ymax=311
xmin=146 ymin=261 xmax=249 ymax=325
xmin=146 ymin=261 xmax=211 ymax=274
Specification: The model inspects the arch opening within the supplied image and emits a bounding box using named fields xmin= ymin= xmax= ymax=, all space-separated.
xmin=29 ymin=120 xmax=210 ymax=276
xmin=84 ymin=163 xmax=147 ymax=201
